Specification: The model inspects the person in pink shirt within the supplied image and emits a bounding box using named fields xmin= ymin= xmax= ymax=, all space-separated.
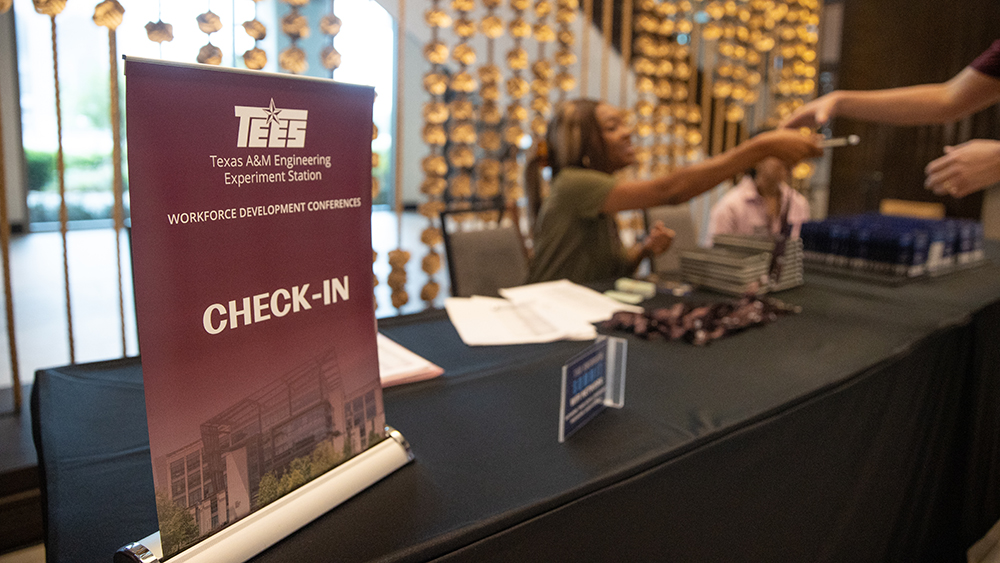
xmin=707 ymin=144 xmax=811 ymax=244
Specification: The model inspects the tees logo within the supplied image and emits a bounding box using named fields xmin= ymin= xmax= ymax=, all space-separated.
xmin=234 ymin=98 xmax=308 ymax=148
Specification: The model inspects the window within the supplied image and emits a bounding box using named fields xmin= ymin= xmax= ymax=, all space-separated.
xmin=169 ymin=459 xmax=185 ymax=480
xmin=186 ymin=451 xmax=200 ymax=472
xmin=171 ymin=478 xmax=186 ymax=499
xmin=13 ymin=0 xmax=396 ymax=225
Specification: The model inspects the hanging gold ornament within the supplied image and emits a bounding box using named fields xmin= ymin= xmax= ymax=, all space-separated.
xmin=145 ymin=20 xmax=174 ymax=43
xmin=422 ymin=124 xmax=447 ymax=146
xmin=532 ymin=60 xmax=554 ymax=79
xmin=482 ymin=15 xmax=505 ymax=38
xmin=279 ymin=46 xmax=307 ymax=73
xmin=198 ymin=44 xmax=223 ymax=65
xmin=422 ymin=252 xmax=442 ymax=275
xmin=423 ymin=102 xmax=450 ymax=124
xmin=530 ymin=78 xmax=551 ymax=97
xmin=422 ymin=155 xmax=448 ymax=176
xmin=447 ymin=146 xmax=476 ymax=168
xmin=504 ymin=123 xmax=524 ymax=144
xmin=450 ymin=100 xmax=475 ymax=120
xmin=507 ymin=76 xmax=530 ymax=98
xmin=450 ymin=174 xmax=473 ymax=198
xmin=533 ymin=23 xmax=555 ymax=42
xmin=454 ymin=17 xmax=476 ymax=37
xmin=424 ymin=41 xmax=449 ymax=65
xmin=93 ymin=0 xmax=125 ymax=29
xmin=387 ymin=249 xmax=410 ymax=309
xmin=421 ymin=177 xmax=447 ymax=196
xmin=476 ymin=177 xmax=501 ymax=198
xmin=506 ymin=47 xmax=529 ymax=69
xmin=421 ymin=227 xmax=444 ymax=246
xmin=418 ymin=200 xmax=447 ymax=219
xmin=281 ymin=11 xmax=309 ymax=39
xmin=32 ymin=0 xmax=65 ymax=16
xmin=556 ymin=7 xmax=575 ymax=23
xmin=481 ymin=102 xmax=502 ymax=124
xmin=321 ymin=14 xmax=342 ymax=35
xmin=530 ymin=96 xmax=551 ymax=114
xmin=449 ymin=122 xmax=477 ymax=144
xmin=555 ymin=48 xmax=575 ymax=66
xmin=478 ymin=159 xmax=502 ymax=178
xmin=423 ymin=72 xmax=448 ymax=95
xmin=243 ymin=20 xmax=266 ymax=40
xmin=452 ymin=43 xmax=477 ymax=65
xmin=197 ymin=11 xmax=223 ymax=34
xmin=421 ymin=281 xmax=441 ymax=302
xmin=481 ymin=83 xmax=500 ymax=101
xmin=321 ymin=45 xmax=342 ymax=70
xmin=509 ymin=17 xmax=531 ymax=38
xmin=479 ymin=64 xmax=502 ymax=84
xmin=244 ymin=47 xmax=267 ymax=69
xmin=725 ymin=104 xmax=745 ymax=123
xmin=450 ymin=71 xmax=478 ymax=93
xmin=555 ymin=72 xmax=575 ymax=91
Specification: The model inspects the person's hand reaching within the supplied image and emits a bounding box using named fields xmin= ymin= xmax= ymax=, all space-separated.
xmin=925 ymin=139 xmax=1000 ymax=198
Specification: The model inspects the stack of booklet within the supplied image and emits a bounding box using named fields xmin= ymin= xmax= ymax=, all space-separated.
xmin=680 ymin=234 xmax=804 ymax=295
xmin=714 ymin=234 xmax=805 ymax=292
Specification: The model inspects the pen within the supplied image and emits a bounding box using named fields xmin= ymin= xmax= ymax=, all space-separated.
xmin=819 ymin=135 xmax=860 ymax=147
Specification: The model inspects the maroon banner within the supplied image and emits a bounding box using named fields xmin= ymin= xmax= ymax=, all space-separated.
xmin=124 ymin=59 xmax=383 ymax=557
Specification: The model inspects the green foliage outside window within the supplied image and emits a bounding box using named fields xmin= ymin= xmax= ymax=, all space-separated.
xmin=256 ymin=436 xmax=349 ymax=508
xmin=155 ymin=490 xmax=199 ymax=558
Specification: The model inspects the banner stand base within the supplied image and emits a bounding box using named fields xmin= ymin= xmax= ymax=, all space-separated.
xmin=115 ymin=426 xmax=413 ymax=563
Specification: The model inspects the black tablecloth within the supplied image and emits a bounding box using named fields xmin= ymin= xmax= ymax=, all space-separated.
xmin=32 ymin=246 xmax=1000 ymax=563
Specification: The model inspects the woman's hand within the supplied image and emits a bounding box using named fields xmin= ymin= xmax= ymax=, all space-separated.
xmin=748 ymin=129 xmax=824 ymax=165
xmin=643 ymin=221 xmax=676 ymax=256
xmin=924 ymin=139 xmax=1000 ymax=198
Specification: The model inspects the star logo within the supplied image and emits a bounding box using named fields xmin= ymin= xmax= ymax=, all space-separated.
xmin=234 ymin=100 xmax=308 ymax=148
xmin=263 ymin=98 xmax=282 ymax=126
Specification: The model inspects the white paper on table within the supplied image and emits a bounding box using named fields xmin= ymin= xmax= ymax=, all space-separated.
xmin=377 ymin=333 xmax=444 ymax=387
xmin=444 ymin=296 xmax=596 ymax=346
xmin=504 ymin=295 xmax=598 ymax=341
xmin=499 ymin=279 xmax=644 ymax=323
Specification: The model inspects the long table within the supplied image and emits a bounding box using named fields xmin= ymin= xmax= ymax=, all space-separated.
xmin=33 ymin=245 xmax=1000 ymax=562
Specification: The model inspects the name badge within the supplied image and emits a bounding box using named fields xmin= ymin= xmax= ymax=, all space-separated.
xmin=558 ymin=336 xmax=627 ymax=442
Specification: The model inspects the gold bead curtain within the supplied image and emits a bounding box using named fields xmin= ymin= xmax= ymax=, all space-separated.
xmin=629 ymin=0 xmax=820 ymax=185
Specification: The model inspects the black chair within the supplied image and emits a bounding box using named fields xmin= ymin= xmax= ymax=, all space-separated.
xmin=440 ymin=205 xmax=530 ymax=298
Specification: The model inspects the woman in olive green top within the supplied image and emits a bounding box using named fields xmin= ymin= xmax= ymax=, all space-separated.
xmin=528 ymin=99 xmax=822 ymax=284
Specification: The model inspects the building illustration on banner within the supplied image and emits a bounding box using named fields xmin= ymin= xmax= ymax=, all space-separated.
xmin=153 ymin=348 xmax=385 ymax=537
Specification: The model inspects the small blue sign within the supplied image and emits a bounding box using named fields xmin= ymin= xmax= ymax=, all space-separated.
xmin=559 ymin=336 xmax=626 ymax=442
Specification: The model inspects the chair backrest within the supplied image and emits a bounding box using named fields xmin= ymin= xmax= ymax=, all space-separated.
xmin=645 ymin=203 xmax=699 ymax=275
xmin=441 ymin=209 xmax=530 ymax=297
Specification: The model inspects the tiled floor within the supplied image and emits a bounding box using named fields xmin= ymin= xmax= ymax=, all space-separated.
xmin=0 ymin=544 xmax=44 ymax=563
xmin=0 ymin=210 xmax=448 ymax=391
